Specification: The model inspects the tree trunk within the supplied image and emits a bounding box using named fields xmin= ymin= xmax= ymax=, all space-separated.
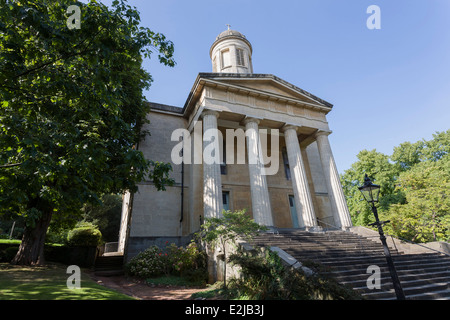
xmin=11 ymin=210 xmax=53 ymax=266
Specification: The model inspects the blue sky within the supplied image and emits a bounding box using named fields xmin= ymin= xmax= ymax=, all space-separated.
xmin=118 ymin=0 xmax=450 ymax=173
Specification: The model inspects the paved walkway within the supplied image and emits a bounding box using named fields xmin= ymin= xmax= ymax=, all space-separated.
xmin=90 ymin=274 xmax=207 ymax=300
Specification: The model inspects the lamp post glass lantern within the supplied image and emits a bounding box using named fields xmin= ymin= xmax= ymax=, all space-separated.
xmin=358 ymin=174 xmax=380 ymax=204
xmin=358 ymin=174 xmax=406 ymax=300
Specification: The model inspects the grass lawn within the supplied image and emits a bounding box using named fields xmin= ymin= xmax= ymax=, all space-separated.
xmin=0 ymin=239 xmax=21 ymax=245
xmin=0 ymin=262 xmax=135 ymax=300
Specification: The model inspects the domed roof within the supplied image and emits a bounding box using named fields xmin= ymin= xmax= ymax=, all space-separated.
xmin=210 ymin=27 xmax=252 ymax=57
xmin=215 ymin=29 xmax=247 ymax=41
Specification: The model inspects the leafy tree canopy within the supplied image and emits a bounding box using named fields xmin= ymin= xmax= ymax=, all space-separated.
xmin=0 ymin=0 xmax=175 ymax=264
xmin=341 ymin=130 xmax=449 ymax=243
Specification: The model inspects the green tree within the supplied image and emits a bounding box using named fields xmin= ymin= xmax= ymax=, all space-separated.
xmin=340 ymin=149 xmax=402 ymax=226
xmin=421 ymin=130 xmax=450 ymax=162
xmin=383 ymin=155 xmax=450 ymax=242
xmin=196 ymin=209 xmax=267 ymax=289
xmin=0 ymin=0 xmax=175 ymax=265
xmin=81 ymin=193 xmax=122 ymax=242
xmin=391 ymin=141 xmax=424 ymax=172
xmin=341 ymin=130 xmax=449 ymax=243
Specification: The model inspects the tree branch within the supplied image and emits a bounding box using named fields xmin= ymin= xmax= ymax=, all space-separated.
xmin=0 ymin=162 xmax=22 ymax=169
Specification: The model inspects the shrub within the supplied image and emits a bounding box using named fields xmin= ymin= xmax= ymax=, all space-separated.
xmin=67 ymin=226 xmax=102 ymax=247
xmin=125 ymin=246 xmax=167 ymax=278
xmin=46 ymin=226 xmax=70 ymax=245
xmin=0 ymin=246 xmax=19 ymax=262
xmin=166 ymin=241 xmax=206 ymax=275
xmin=228 ymin=247 xmax=362 ymax=300
xmin=125 ymin=241 xmax=207 ymax=283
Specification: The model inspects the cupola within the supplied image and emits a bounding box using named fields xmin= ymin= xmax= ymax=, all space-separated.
xmin=210 ymin=26 xmax=253 ymax=74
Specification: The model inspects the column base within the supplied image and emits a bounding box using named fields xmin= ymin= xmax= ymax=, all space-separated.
xmin=263 ymin=226 xmax=277 ymax=232
xmin=306 ymin=226 xmax=324 ymax=233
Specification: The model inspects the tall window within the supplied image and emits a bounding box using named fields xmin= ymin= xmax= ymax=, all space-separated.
xmin=221 ymin=49 xmax=231 ymax=68
xmin=220 ymin=139 xmax=227 ymax=175
xmin=236 ymin=48 xmax=245 ymax=66
xmin=282 ymin=147 xmax=291 ymax=180
xmin=222 ymin=191 xmax=230 ymax=211
xmin=288 ymin=195 xmax=299 ymax=228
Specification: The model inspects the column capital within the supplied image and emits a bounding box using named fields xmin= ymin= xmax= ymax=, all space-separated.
xmin=201 ymin=109 xmax=220 ymax=119
xmin=281 ymin=124 xmax=299 ymax=133
xmin=314 ymin=130 xmax=332 ymax=138
xmin=242 ymin=116 xmax=261 ymax=126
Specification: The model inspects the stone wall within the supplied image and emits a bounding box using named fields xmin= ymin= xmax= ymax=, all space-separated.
xmin=124 ymin=111 xmax=188 ymax=259
xmin=350 ymin=226 xmax=450 ymax=255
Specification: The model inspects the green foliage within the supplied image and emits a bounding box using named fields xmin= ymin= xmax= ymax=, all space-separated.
xmin=0 ymin=0 xmax=175 ymax=264
xmin=383 ymin=155 xmax=450 ymax=242
xmin=197 ymin=209 xmax=267 ymax=249
xmin=45 ymin=193 xmax=123 ymax=244
xmin=340 ymin=149 xmax=402 ymax=226
xmin=0 ymin=217 xmax=24 ymax=240
xmin=196 ymin=209 xmax=267 ymax=288
xmin=81 ymin=193 xmax=122 ymax=242
xmin=341 ymin=130 xmax=450 ymax=242
xmin=227 ymin=247 xmax=362 ymax=300
xmin=125 ymin=246 xmax=166 ymax=278
xmin=125 ymin=241 xmax=206 ymax=284
xmin=45 ymin=224 xmax=71 ymax=245
xmin=66 ymin=224 xmax=102 ymax=247
xmin=1 ymin=247 xmax=20 ymax=262
xmin=166 ymin=242 xmax=206 ymax=276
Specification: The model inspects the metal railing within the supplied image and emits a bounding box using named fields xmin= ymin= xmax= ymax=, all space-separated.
xmin=316 ymin=218 xmax=341 ymax=231
xmin=353 ymin=228 xmax=449 ymax=257
xmin=104 ymin=242 xmax=119 ymax=253
xmin=316 ymin=219 xmax=449 ymax=257
xmin=385 ymin=233 xmax=450 ymax=257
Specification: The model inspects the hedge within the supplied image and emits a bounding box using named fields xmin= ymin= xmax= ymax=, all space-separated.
xmin=0 ymin=243 xmax=98 ymax=267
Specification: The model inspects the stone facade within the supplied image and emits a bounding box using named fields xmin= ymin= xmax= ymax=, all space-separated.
xmin=119 ymin=29 xmax=352 ymax=260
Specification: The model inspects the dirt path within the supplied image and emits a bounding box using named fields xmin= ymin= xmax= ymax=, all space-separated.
xmin=90 ymin=274 xmax=208 ymax=300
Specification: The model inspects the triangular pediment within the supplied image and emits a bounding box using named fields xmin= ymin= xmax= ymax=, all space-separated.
xmin=198 ymin=73 xmax=333 ymax=110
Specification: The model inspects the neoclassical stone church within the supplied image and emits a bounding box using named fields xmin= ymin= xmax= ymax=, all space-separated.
xmin=118 ymin=27 xmax=352 ymax=259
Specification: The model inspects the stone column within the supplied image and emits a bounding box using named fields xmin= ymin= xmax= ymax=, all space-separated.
xmin=202 ymin=110 xmax=223 ymax=219
xmin=244 ymin=118 xmax=274 ymax=226
xmin=282 ymin=125 xmax=317 ymax=229
xmin=315 ymin=131 xmax=352 ymax=229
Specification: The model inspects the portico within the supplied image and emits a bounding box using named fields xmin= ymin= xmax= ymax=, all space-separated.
xmin=119 ymin=28 xmax=352 ymax=259
xmin=182 ymin=68 xmax=352 ymax=231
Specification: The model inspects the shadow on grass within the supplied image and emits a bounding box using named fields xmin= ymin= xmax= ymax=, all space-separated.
xmin=0 ymin=263 xmax=135 ymax=300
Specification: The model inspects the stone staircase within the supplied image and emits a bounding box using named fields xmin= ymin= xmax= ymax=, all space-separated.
xmin=251 ymin=229 xmax=450 ymax=300
xmin=94 ymin=253 xmax=124 ymax=276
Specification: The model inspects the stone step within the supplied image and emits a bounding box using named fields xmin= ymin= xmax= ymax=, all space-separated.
xmin=329 ymin=265 xmax=450 ymax=285
xmin=333 ymin=269 xmax=449 ymax=283
xmin=362 ymin=282 xmax=449 ymax=300
xmin=325 ymin=260 xmax=450 ymax=275
xmin=324 ymin=259 xmax=449 ymax=273
xmin=405 ymin=289 xmax=450 ymax=300
xmin=347 ymin=276 xmax=449 ymax=293
xmin=94 ymin=255 xmax=124 ymax=276
xmin=252 ymin=229 xmax=449 ymax=300
xmin=285 ymin=250 xmax=388 ymax=261
xmin=253 ymin=241 xmax=383 ymax=250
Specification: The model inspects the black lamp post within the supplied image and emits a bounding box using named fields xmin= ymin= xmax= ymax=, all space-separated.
xmin=358 ymin=174 xmax=406 ymax=300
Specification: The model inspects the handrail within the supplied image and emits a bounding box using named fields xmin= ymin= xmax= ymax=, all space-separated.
xmin=316 ymin=218 xmax=340 ymax=231
xmin=356 ymin=230 xmax=450 ymax=257
xmin=386 ymin=233 xmax=450 ymax=257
